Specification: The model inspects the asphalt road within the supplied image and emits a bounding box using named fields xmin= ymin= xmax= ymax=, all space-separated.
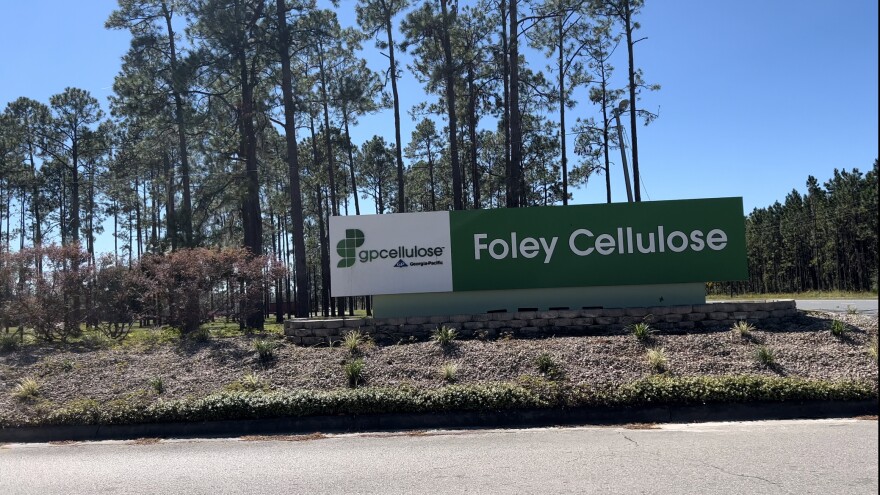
xmin=1 ymin=419 xmax=877 ymax=494
xmin=794 ymin=299 xmax=878 ymax=315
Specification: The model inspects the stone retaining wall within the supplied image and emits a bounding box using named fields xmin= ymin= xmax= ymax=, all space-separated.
xmin=284 ymin=300 xmax=798 ymax=346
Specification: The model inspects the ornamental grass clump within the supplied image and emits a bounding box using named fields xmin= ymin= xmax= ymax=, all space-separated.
xmin=755 ymin=346 xmax=776 ymax=367
xmin=345 ymin=359 xmax=365 ymax=388
xmin=433 ymin=326 xmax=458 ymax=347
xmin=240 ymin=372 xmax=266 ymax=392
xmin=343 ymin=329 xmax=365 ymax=355
xmin=224 ymin=372 xmax=269 ymax=393
xmin=646 ymin=348 xmax=668 ymax=373
xmin=829 ymin=319 xmax=847 ymax=337
xmin=535 ymin=352 xmax=562 ymax=379
xmin=254 ymin=339 xmax=278 ymax=363
xmin=440 ymin=363 xmax=458 ymax=383
xmin=148 ymin=376 xmax=164 ymax=394
xmin=731 ymin=320 xmax=755 ymax=340
xmin=630 ymin=322 xmax=653 ymax=343
xmin=868 ymin=338 xmax=878 ymax=363
xmin=13 ymin=377 xmax=41 ymax=401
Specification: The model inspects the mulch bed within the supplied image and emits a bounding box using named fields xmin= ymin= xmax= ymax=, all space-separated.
xmin=1 ymin=311 xmax=876 ymax=422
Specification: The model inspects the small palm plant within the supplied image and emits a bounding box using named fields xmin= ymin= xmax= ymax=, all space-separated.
xmin=433 ymin=326 xmax=458 ymax=347
xmin=630 ymin=322 xmax=652 ymax=342
xmin=731 ymin=320 xmax=755 ymax=340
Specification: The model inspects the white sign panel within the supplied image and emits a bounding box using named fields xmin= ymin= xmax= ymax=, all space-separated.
xmin=330 ymin=211 xmax=453 ymax=297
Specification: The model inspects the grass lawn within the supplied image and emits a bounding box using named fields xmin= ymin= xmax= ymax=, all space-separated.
xmin=708 ymin=290 xmax=877 ymax=301
xmin=0 ymin=319 xmax=287 ymax=351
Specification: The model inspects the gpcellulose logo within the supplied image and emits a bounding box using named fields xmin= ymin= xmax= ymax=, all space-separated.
xmin=336 ymin=229 xmax=365 ymax=268
xmin=335 ymin=227 xmax=445 ymax=268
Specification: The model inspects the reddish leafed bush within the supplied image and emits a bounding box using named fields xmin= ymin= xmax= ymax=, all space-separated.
xmin=91 ymin=254 xmax=147 ymax=340
xmin=139 ymin=247 xmax=286 ymax=333
xmin=1 ymin=245 xmax=92 ymax=341
xmin=0 ymin=245 xmax=286 ymax=340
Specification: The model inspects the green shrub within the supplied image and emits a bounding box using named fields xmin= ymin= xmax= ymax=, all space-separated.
xmin=7 ymin=376 xmax=874 ymax=429
xmin=829 ymin=319 xmax=847 ymax=337
xmin=646 ymin=348 xmax=668 ymax=373
xmin=755 ymin=346 xmax=775 ymax=366
xmin=731 ymin=320 xmax=754 ymax=339
xmin=342 ymin=330 xmax=365 ymax=355
xmin=254 ymin=339 xmax=278 ymax=362
xmin=630 ymin=322 xmax=652 ymax=342
xmin=344 ymin=359 xmax=366 ymax=388
xmin=13 ymin=377 xmax=41 ymax=401
xmin=440 ymin=363 xmax=458 ymax=383
xmin=433 ymin=326 xmax=458 ymax=346
xmin=148 ymin=376 xmax=164 ymax=394
xmin=609 ymin=375 xmax=874 ymax=407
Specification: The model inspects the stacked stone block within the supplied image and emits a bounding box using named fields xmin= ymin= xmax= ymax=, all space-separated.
xmin=283 ymin=300 xmax=798 ymax=346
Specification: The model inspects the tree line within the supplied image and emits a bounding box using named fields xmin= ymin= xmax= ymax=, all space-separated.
xmin=709 ymin=162 xmax=877 ymax=296
xmin=0 ymin=0 xmax=660 ymax=325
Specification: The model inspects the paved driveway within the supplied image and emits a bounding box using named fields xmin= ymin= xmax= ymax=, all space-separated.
xmin=795 ymin=299 xmax=877 ymax=315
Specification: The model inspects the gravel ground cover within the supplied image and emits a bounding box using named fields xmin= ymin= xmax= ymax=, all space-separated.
xmin=1 ymin=311 xmax=876 ymax=424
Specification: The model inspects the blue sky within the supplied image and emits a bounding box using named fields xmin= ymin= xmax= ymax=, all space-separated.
xmin=1 ymin=0 xmax=877 ymax=219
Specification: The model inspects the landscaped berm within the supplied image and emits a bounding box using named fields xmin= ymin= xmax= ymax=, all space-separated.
xmin=0 ymin=307 xmax=877 ymax=430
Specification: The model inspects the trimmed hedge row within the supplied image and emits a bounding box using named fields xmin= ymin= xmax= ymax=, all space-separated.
xmin=2 ymin=375 xmax=876 ymax=429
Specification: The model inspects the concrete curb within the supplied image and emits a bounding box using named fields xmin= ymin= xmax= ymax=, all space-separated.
xmin=1 ymin=399 xmax=876 ymax=443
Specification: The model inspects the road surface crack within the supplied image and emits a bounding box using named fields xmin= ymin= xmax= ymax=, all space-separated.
xmin=618 ymin=432 xmax=639 ymax=447
xmin=700 ymin=462 xmax=784 ymax=488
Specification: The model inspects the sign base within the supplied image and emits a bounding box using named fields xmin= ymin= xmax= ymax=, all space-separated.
xmin=372 ymin=283 xmax=705 ymax=318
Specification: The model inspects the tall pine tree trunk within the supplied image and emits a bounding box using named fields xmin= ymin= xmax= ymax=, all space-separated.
xmin=343 ymin=113 xmax=361 ymax=215
xmin=69 ymin=139 xmax=81 ymax=335
xmin=467 ymin=67 xmax=479 ymax=209
xmin=558 ymin=15 xmax=568 ymax=205
xmin=500 ymin=0 xmax=511 ymax=203
xmin=623 ymin=0 xmax=641 ymax=201
xmin=275 ymin=0 xmax=310 ymax=318
xmin=237 ymin=42 xmax=263 ymax=330
xmin=440 ymin=0 xmax=463 ymax=210
xmin=317 ymin=45 xmax=339 ymax=217
xmin=164 ymin=152 xmax=177 ymax=250
xmin=162 ymin=2 xmax=194 ymax=247
xmin=507 ymin=0 xmax=522 ymax=207
xmin=385 ymin=16 xmax=406 ymax=213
